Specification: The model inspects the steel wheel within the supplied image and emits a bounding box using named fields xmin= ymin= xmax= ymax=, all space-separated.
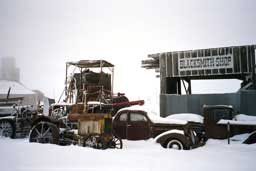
xmin=0 ymin=119 xmax=15 ymax=138
xmin=29 ymin=122 xmax=59 ymax=144
xmin=166 ymin=139 xmax=184 ymax=150
xmin=109 ymin=136 xmax=123 ymax=149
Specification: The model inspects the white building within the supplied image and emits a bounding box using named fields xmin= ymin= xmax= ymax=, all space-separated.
xmin=0 ymin=57 xmax=44 ymax=108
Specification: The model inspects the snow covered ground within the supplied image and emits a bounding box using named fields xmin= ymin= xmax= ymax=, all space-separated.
xmin=1 ymin=135 xmax=256 ymax=171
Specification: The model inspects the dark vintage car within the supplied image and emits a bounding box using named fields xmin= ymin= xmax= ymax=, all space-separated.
xmin=203 ymin=105 xmax=256 ymax=139
xmin=112 ymin=106 xmax=206 ymax=150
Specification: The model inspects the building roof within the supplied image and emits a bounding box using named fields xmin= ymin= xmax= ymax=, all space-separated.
xmin=0 ymin=80 xmax=35 ymax=95
xmin=67 ymin=60 xmax=114 ymax=68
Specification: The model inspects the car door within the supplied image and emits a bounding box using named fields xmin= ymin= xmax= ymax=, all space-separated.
xmin=113 ymin=111 xmax=128 ymax=139
xmin=127 ymin=112 xmax=150 ymax=140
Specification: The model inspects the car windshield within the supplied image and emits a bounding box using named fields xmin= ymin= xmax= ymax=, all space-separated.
xmin=130 ymin=113 xmax=147 ymax=122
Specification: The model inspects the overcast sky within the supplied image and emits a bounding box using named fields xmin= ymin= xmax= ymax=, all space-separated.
xmin=0 ymin=0 xmax=256 ymax=103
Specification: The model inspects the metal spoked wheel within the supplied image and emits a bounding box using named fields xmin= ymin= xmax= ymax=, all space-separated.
xmin=0 ymin=119 xmax=15 ymax=138
xmin=166 ymin=139 xmax=184 ymax=150
xmin=109 ymin=136 xmax=123 ymax=149
xmin=29 ymin=121 xmax=59 ymax=144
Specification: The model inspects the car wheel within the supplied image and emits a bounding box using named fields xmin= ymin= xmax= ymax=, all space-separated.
xmin=0 ymin=119 xmax=15 ymax=138
xmin=109 ymin=136 xmax=123 ymax=149
xmin=29 ymin=121 xmax=59 ymax=144
xmin=166 ymin=139 xmax=184 ymax=150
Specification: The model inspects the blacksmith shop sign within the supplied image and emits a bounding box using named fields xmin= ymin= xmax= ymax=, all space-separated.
xmin=178 ymin=55 xmax=234 ymax=71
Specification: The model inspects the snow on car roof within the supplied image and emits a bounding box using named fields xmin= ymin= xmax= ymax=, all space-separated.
xmin=166 ymin=113 xmax=204 ymax=123
xmin=117 ymin=106 xmax=187 ymax=125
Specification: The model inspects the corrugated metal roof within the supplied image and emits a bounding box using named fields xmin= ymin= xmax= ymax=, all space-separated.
xmin=67 ymin=60 xmax=114 ymax=68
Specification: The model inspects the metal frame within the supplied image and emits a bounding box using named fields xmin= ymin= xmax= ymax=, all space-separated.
xmin=64 ymin=60 xmax=115 ymax=104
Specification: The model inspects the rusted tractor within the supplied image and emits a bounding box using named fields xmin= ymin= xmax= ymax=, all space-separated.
xmin=29 ymin=60 xmax=143 ymax=149
xmin=29 ymin=107 xmax=122 ymax=149
xmin=70 ymin=112 xmax=122 ymax=149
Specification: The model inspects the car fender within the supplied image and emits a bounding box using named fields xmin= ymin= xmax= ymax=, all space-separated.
xmin=154 ymin=129 xmax=191 ymax=149
xmin=243 ymin=131 xmax=256 ymax=144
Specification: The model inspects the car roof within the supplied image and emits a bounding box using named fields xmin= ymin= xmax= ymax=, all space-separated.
xmin=116 ymin=106 xmax=187 ymax=125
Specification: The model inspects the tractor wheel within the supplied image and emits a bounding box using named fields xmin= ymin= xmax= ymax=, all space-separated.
xmin=29 ymin=121 xmax=59 ymax=144
xmin=0 ymin=119 xmax=15 ymax=138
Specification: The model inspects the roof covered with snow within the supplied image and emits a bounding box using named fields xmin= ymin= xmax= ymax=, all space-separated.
xmin=0 ymin=80 xmax=35 ymax=95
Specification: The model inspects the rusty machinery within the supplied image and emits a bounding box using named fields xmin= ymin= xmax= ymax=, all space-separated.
xmin=29 ymin=60 xmax=144 ymax=149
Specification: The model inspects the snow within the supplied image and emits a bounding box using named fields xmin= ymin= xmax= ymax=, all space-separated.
xmin=218 ymin=119 xmax=256 ymax=126
xmin=149 ymin=114 xmax=187 ymax=125
xmin=87 ymin=101 xmax=105 ymax=105
xmin=234 ymin=114 xmax=256 ymax=122
xmin=218 ymin=114 xmax=256 ymax=125
xmin=218 ymin=114 xmax=256 ymax=126
xmin=0 ymin=136 xmax=256 ymax=171
xmin=154 ymin=129 xmax=184 ymax=142
xmin=229 ymin=133 xmax=251 ymax=142
xmin=166 ymin=113 xmax=204 ymax=123
xmin=0 ymin=80 xmax=35 ymax=95
xmin=51 ymin=102 xmax=73 ymax=107
xmin=117 ymin=106 xmax=187 ymax=125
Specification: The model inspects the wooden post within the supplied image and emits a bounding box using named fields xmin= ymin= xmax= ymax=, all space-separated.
xmin=65 ymin=63 xmax=68 ymax=99
xmin=251 ymin=45 xmax=256 ymax=89
xmin=227 ymin=122 xmax=230 ymax=145
xmin=188 ymin=79 xmax=191 ymax=94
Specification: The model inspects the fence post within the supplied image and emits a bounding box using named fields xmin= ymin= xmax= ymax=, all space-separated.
xmin=227 ymin=122 xmax=230 ymax=144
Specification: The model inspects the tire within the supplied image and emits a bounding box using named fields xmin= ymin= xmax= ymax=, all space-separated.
xmin=165 ymin=139 xmax=184 ymax=150
xmin=29 ymin=121 xmax=59 ymax=144
xmin=0 ymin=119 xmax=15 ymax=138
